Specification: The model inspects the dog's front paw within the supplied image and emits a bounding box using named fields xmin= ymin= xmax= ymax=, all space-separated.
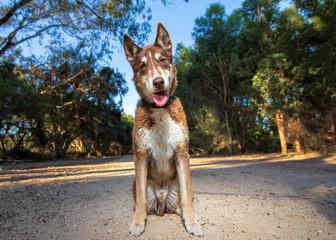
xmin=185 ymin=219 xmax=203 ymax=237
xmin=129 ymin=220 xmax=145 ymax=237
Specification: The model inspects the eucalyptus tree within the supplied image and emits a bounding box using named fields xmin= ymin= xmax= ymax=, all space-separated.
xmin=25 ymin=43 xmax=128 ymax=158
xmin=0 ymin=0 xmax=153 ymax=56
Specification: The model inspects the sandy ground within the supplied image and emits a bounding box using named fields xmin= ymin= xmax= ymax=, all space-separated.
xmin=0 ymin=153 xmax=336 ymax=240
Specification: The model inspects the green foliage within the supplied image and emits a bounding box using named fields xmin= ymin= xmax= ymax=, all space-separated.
xmin=175 ymin=0 xmax=336 ymax=154
xmin=190 ymin=107 xmax=231 ymax=155
xmin=29 ymin=43 xmax=129 ymax=158
xmin=0 ymin=60 xmax=43 ymax=157
xmin=176 ymin=3 xmax=257 ymax=153
xmin=0 ymin=42 xmax=131 ymax=159
xmin=252 ymin=53 xmax=301 ymax=113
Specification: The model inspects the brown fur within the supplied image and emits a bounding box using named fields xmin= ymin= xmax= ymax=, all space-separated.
xmin=124 ymin=23 xmax=203 ymax=237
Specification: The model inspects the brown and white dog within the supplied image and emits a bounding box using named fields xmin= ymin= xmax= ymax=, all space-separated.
xmin=123 ymin=23 xmax=203 ymax=237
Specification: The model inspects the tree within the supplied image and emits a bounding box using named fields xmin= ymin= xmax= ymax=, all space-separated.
xmin=174 ymin=0 xmax=335 ymax=155
xmin=176 ymin=4 xmax=245 ymax=153
xmin=0 ymin=60 xmax=43 ymax=157
xmin=19 ymin=42 xmax=128 ymax=158
xmin=0 ymin=0 xmax=153 ymax=56
xmin=270 ymin=1 xmax=336 ymax=152
xmin=252 ymin=53 xmax=302 ymax=154
xmin=190 ymin=107 xmax=230 ymax=155
xmin=232 ymin=0 xmax=289 ymax=153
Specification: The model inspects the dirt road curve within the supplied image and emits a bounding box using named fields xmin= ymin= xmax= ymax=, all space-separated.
xmin=1 ymin=153 xmax=336 ymax=240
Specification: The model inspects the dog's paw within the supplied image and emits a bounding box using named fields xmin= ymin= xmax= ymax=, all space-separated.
xmin=129 ymin=220 xmax=145 ymax=237
xmin=175 ymin=206 xmax=182 ymax=216
xmin=185 ymin=219 xmax=203 ymax=237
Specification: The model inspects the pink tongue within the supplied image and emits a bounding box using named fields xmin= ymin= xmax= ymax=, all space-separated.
xmin=153 ymin=92 xmax=168 ymax=107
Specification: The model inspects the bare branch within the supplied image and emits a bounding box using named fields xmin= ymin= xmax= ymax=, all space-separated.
xmin=0 ymin=16 xmax=86 ymax=56
xmin=40 ymin=71 xmax=84 ymax=95
xmin=201 ymin=71 xmax=225 ymax=105
xmin=0 ymin=0 xmax=33 ymax=27
xmin=0 ymin=15 xmax=28 ymax=54
xmin=56 ymin=101 xmax=73 ymax=109
xmin=74 ymin=0 xmax=119 ymax=35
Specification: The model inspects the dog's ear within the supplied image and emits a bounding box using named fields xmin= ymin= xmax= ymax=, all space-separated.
xmin=155 ymin=23 xmax=172 ymax=55
xmin=123 ymin=34 xmax=140 ymax=63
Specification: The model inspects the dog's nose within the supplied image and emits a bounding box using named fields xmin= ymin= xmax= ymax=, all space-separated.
xmin=153 ymin=77 xmax=164 ymax=89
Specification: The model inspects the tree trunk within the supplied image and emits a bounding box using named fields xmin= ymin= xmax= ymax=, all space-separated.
xmin=294 ymin=135 xmax=302 ymax=154
xmin=275 ymin=110 xmax=287 ymax=154
xmin=331 ymin=112 xmax=335 ymax=133
xmin=294 ymin=118 xmax=303 ymax=154
xmin=55 ymin=137 xmax=66 ymax=158
xmin=0 ymin=139 xmax=7 ymax=155
xmin=55 ymin=136 xmax=73 ymax=158
xmin=224 ymin=111 xmax=233 ymax=153
xmin=213 ymin=51 xmax=232 ymax=153
xmin=55 ymin=145 xmax=66 ymax=158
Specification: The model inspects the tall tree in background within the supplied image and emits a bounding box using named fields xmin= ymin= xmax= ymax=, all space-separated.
xmin=176 ymin=4 xmax=244 ymax=153
xmin=234 ymin=0 xmax=285 ymax=153
xmin=24 ymin=42 xmax=128 ymax=158
xmin=252 ymin=0 xmax=336 ymax=153
xmin=292 ymin=0 xmax=336 ymax=150
xmin=0 ymin=61 xmax=42 ymax=157
xmin=176 ymin=0 xmax=335 ymax=154
xmin=252 ymin=53 xmax=300 ymax=154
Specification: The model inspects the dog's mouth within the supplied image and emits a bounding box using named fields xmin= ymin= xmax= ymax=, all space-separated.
xmin=153 ymin=91 xmax=168 ymax=107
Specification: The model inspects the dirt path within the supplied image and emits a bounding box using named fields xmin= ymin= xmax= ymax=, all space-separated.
xmin=1 ymin=153 xmax=336 ymax=240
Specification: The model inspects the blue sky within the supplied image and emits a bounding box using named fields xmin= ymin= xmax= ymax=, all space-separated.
xmin=115 ymin=0 xmax=245 ymax=116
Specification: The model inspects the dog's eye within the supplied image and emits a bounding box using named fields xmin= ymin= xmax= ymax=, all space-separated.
xmin=139 ymin=62 xmax=146 ymax=70
xmin=159 ymin=57 xmax=166 ymax=63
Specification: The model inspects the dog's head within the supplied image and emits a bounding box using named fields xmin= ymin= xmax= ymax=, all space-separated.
xmin=123 ymin=23 xmax=177 ymax=107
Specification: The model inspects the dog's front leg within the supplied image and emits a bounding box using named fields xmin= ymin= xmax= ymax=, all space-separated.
xmin=129 ymin=155 xmax=148 ymax=237
xmin=176 ymin=151 xmax=203 ymax=236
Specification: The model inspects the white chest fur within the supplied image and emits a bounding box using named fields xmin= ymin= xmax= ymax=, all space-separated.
xmin=139 ymin=108 xmax=185 ymax=172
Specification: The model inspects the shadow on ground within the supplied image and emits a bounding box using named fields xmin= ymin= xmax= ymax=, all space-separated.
xmin=0 ymin=153 xmax=335 ymax=239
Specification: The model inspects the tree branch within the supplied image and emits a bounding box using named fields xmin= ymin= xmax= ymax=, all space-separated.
xmin=0 ymin=0 xmax=33 ymax=27
xmin=201 ymin=71 xmax=225 ymax=106
xmin=0 ymin=16 xmax=86 ymax=56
